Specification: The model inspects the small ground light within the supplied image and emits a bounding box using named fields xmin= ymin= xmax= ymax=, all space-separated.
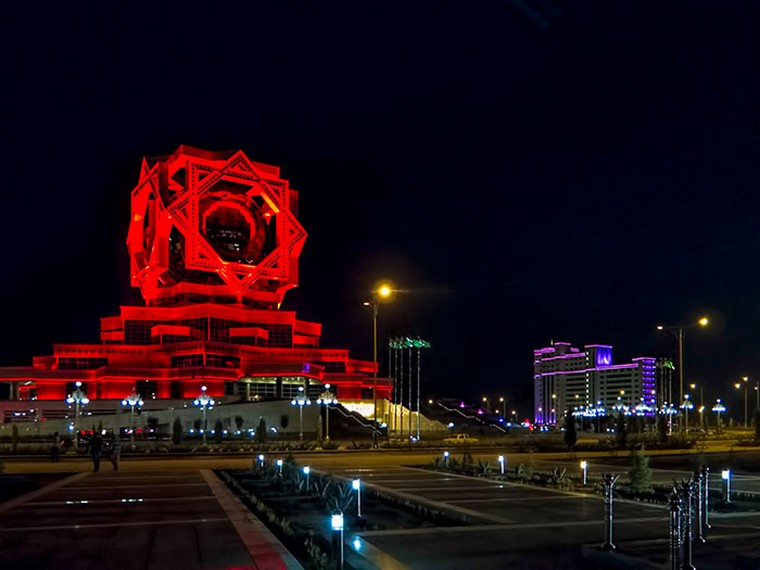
xmin=580 ymin=460 xmax=588 ymax=485
xmin=497 ymin=455 xmax=505 ymax=475
xmin=331 ymin=511 xmax=344 ymax=570
xmin=276 ymin=458 xmax=283 ymax=477
xmin=303 ymin=465 xmax=311 ymax=491
xmin=352 ymin=478 xmax=362 ymax=517
xmin=443 ymin=451 xmax=450 ymax=468
xmin=722 ymin=469 xmax=731 ymax=502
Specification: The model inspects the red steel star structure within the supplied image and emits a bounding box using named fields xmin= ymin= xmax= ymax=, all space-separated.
xmin=0 ymin=146 xmax=391 ymax=411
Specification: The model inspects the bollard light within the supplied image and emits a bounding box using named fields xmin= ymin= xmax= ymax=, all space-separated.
xmin=443 ymin=450 xmax=450 ymax=469
xmin=303 ymin=465 xmax=311 ymax=491
xmin=721 ymin=469 xmax=731 ymax=503
xmin=352 ymin=477 xmax=362 ymax=518
xmin=497 ymin=455 xmax=505 ymax=475
xmin=276 ymin=458 xmax=284 ymax=477
xmin=580 ymin=460 xmax=588 ymax=486
xmin=331 ymin=511 xmax=345 ymax=570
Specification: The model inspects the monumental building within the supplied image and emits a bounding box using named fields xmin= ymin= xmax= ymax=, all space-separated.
xmin=0 ymin=146 xmax=392 ymax=424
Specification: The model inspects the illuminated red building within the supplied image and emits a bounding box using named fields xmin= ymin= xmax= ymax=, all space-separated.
xmin=0 ymin=146 xmax=391 ymax=412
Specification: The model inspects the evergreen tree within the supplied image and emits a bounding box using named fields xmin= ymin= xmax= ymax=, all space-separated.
xmin=172 ymin=417 xmax=183 ymax=445
xmin=563 ymin=409 xmax=577 ymax=449
xmin=256 ymin=417 xmax=267 ymax=443
xmin=213 ymin=419 xmax=224 ymax=444
xmin=234 ymin=415 xmax=244 ymax=431
xmin=656 ymin=413 xmax=669 ymax=444
xmin=627 ymin=448 xmax=653 ymax=492
xmin=615 ymin=412 xmax=628 ymax=449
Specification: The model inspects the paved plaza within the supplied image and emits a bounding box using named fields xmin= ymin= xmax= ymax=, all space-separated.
xmin=1 ymin=450 xmax=759 ymax=569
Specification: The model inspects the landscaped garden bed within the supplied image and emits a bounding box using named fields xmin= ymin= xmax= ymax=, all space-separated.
xmin=217 ymin=456 xmax=471 ymax=569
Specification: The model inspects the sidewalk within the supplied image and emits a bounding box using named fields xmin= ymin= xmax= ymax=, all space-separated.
xmin=0 ymin=467 xmax=302 ymax=570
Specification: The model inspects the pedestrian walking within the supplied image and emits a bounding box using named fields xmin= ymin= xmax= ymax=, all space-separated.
xmin=88 ymin=432 xmax=104 ymax=472
xmin=109 ymin=435 xmax=123 ymax=471
xmin=50 ymin=431 xmax=61 ymax=463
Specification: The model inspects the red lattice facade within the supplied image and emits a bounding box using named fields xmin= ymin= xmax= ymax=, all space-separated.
xmin=0 ymin=146 xmax=391 ymax=406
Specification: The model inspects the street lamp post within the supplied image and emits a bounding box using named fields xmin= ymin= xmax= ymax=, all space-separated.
xmin=65 ymin=381 xmax=90 ymax=435
xmin=712 ymin=399 xmax=726 ymax=434
xmin=316 ymin=384 xmax=338 ymax=441
xmin=681 ymin=395 xmax=693 ymax=431
xmin=364 ymin=283 xmax=393 ymax=448
xmin=121 ymin=388 xmax=144 ymax=444
xmin=290 ymin=386 xmax=311 ymax=441
xmin=193 ymin=385 xmax=215 ymax=445
xmin=499 ymin=396 xmax=506 ymax=419
xmin=657 ymin=317 xmax=709 ymax=432
xmin=690 ymin=383 xmax=704 ymax=428
xmin=735 ymin=378 xmax=749 ymax=428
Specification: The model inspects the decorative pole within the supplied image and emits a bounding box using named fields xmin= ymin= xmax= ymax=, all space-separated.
xmin=701 ymin=465 xmax=711 ymax=530
xmin=65 ymin=381 xmax=90 ymax=435
xmin=693 ymin=470 xmax=705 ymax=543
xmin=601 ymin=474 xmax=620 ymax=551
xmin=669 ymin=492 xmax=682 ymax=570
xmin=193 ymin=386 xmax=215 ymax=445
xmin=680 ymin=480 xmax=695 ymax=570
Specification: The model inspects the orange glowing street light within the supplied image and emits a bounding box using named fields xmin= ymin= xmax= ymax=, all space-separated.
xmin=363 ymin=281 xmax=397 ymax=447
xmin=656 ymin=316 xmax=710 ymax=413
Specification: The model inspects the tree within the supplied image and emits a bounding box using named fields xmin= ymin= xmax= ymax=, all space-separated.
xmin=656 ymin=413 xmax=669 ymax=444
xmin=627 ymin=448 xmax=653 ymax=492
xmin=256 ymin=417 xmax=267 ymax=443
xmin=147 ymin=416 xmax=159 ymax=436
xmin=213 ymin=419 xmax=224 ymax=444
xmin=234 ymin=415 xmax=244 ymax=432
xmin=563 ymin=409 xmax=577 ymax=449
xmin=172 ymin=417 xmax=183 ymax=445
xmin=615 ymin=412 xmax=628 ymax=449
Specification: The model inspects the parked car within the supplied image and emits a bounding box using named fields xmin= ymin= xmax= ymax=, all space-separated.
xmin=443 ymin=434 xmax=478 ymax=444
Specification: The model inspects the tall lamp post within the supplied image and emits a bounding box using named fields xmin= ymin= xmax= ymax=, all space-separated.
xmin=657 ymin=316 xmax=709 ymax=432
xmin=193 ymin=385 xmax=215 ymax=445
xmin=712 ymin=399 xmax=726 ymax=434
xmin=735 ymin=377 xmax=749 ymax=428
xmin=290 ymin=386 xmax=311 ymax=441
xmin=745 ymin=376 xmax=760 ymax=415
xmin=316 ymin=384 xmax=338 ymax=441
xmin=689 ymin=382 xmax=704 ymax=427
xmin=65 ymin=381 xmax=89 ymax=435
xmin=681 ymin=395 xmax=693 ymax=431
xmin=121 ymin=388 xmax=144 ymax=443
xmin=364 ymin=282 xmax=393 ymax=447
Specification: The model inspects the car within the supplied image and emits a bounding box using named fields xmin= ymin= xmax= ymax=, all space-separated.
xmin=443 ymin=434 xmax=478 ymax=444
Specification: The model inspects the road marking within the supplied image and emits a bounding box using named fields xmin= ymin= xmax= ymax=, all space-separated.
xmin=0 ymin=517 xmax=230 ymax=532
xmin=27 ymin=495 xmax=216 ymax=506
xmin=66 ymin=482 xmax=208 ymax=490
xmin=0 ymin=472 xmax=89 ymax=514
xmin=359 ymin=516 xmax=666 ymax=537
xmin=445 ymin=495 xmax=586 ymax=504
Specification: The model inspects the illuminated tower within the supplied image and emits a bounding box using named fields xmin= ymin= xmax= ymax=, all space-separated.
xmin=0 ymin=146 xmax=392 ymax=409
xmin=126 ymin=146 xmax=306 ymax=308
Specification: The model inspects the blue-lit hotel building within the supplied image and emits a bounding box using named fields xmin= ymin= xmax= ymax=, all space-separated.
xmin=533 ymin=342 xmax=656 ymax=427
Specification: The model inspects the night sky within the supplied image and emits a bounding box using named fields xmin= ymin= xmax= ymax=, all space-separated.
xmin=2 ymin=2 xmax=758 ymax=413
